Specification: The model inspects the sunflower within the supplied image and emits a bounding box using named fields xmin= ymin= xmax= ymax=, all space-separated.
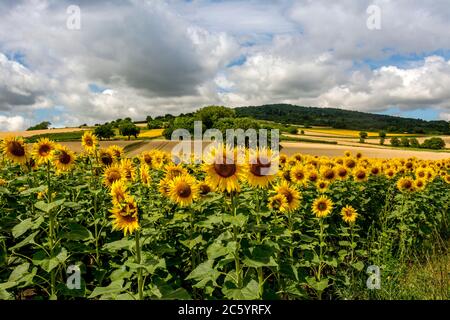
xmin=198 ymin=179 xmax=215 ymax=196
xmin=246 ymin=148 xmax=278 ymax=188
xmin=396 ymin=177 xmax=415 ymax=192
xmin=168 ymin=174 xmax=199 ymax=207
xmin=110 ymin=180 xmax=129 ymax=207
xmin=341 ymin=205 xmax=358 ymax=223
xmin=140 ymin=163 xmax=152 ymax=187
xmin=164 ymin=164 xmax=188 ymax=180
xmin=312 ymin=196 xmax=334 ymax=218
xmin=202 ymin=144 xmax=245 ymax=193
xmin=279 ymin=154 xmax=288 ymax=167
xmin=103 ymin=164 xmax=124 ymax=187
xmin=369 ymin=164 xmax=381 ymax=176
xmin=415 ymin=168 xmax=427 ymax=179
xmin=290 ymin=164 xmax=307 ymax=185
xmin=159 ymin=176 xmax=172 ymax=197
xmin=279 ymin=168 xmax=292 ymax=183
xmin=384 ymin=168 xmax=397 ymax=179
xmin=52 ymin=145 xmax=76 ymax=172
xmin=99 ymin=149 xmax=115 ymax=166
xmin=110 ymin=196 xmax=139 ymax=236
xmin=344 ymin=158 xmax=357 ymax=170
xmin=32 ymin=138 xmax=55 ymax=165
xmin=353 ymin=166 xmax=368 ymax=182
xmin=1 ymin=136 xmax=27 ymax=164
xmin=120 ymin=158 xmax=136 ymax=181
xmin=108 ymin=145 xmax=124 ymax=160
xmin=320 ymin=166 xmax=337 ymax=182
xmin=316 ymin=179 xmax=329 ymax=193
xmin=355 ymin=152 xmax=363 ymax=159
xmin=444 ymin=174 xmax=450 ymax=184
xmin=140 ymin=151 xmax=155 ymax=167
xmin=344 ymin=150 xmax=351 ymax=157
xmin=81 ymin=131 xmax=98 ymax=153
xmin=0 ymin=178 xmax=7 ymax=186
xmin=267 ymin=194 xmax=289 ymax=213
xmin=306 ymin=170 xmax=319 ymax=183
xmin=273 ymin=181 xmax=301 ymax=212
xmin=336 ymin=165 xmax=349 ymax=180
xmin=414 ymin=178 xmax=426 ymax=191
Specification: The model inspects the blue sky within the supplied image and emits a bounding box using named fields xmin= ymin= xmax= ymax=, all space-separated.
xmin=1 ymin=0 xmax=450 ymax=130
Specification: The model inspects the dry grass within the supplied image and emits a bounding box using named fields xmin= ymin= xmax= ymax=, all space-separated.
xmin=0 ymin=127 xmax=87 ymax=139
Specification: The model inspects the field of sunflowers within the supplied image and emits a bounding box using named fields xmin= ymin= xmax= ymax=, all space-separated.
xmin=0 ymin=132 xmax=448 ymax=300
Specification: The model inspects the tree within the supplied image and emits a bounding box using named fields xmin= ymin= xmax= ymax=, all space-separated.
xmin=421 ymin=137 xmax=446 ymax=150
xmin=119 ymin=122 xmax=140 ymax=140
xmin=285 ymin=126 xmax=298 ymax=134
xmin=146 ymin=115 xmax=153 ymax=123
xmin=359 ymin=131 xmax=368 ymax=143
xmin=390 ymin=137 xmax=400 ymax=147
xmin=27 ymin=121 xmax=51 ymax=131
xmin=409 ymin=137 xmax=420 ymax=148
xmin=94 ymin=124 xmax=115 ymax=140
xmin=195 ymin=106 xmax=235 ymax=129
xmin=379 ymin=131 xmax=386 ymax=145
xmin=400 ymin=137 xmax=410 ymax=147
xmin=300 ymin=130 xmax=305 ymax=135
xmin=147 ymin=119 xmax=163 ymax=129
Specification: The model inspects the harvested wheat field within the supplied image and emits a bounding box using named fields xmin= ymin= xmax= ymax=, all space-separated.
xmin=0 ymin=128 xmax=87 ymax=139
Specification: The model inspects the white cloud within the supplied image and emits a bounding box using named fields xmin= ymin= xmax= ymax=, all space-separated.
xmin=0 ymin=115 xmax=26 ymax=131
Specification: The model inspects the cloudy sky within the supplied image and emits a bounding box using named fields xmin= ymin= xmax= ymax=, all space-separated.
xmin=1 ymin=0 xmax=450 ymax=131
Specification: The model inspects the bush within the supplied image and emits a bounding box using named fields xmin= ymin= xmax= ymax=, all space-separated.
xmin=285 ymin=126 xmax=298 ymax=134
xmin=400 ymin=137 xmax=410 ymax=147
xmin=390 ymin=137 xmax=400 ymax=147
xmin=409 ymin=138 xmax=420 ymax=148
xmin=94 ymin=124 xmax=115 ymax=140
xmin=27 ymin=121 xmax=51 ymax=131
xmin=421 ymin=137 xmax=446 ymax=150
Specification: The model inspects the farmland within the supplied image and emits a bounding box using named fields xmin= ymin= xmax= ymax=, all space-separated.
xmin=0 ymin=132 xmax=448 ymax=300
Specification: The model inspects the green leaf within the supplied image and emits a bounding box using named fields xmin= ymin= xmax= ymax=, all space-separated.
xmin=180 ymin=235 xmax=204 ymax=250
xmin=61 ymin=223 xmax=92 ymax=241
xmin=207 ymin=242 xmax=228 ymax=260
xmin=34 ymin=199 xmax=65 ymax=213
xmin=242 ymin=245 xmax=278 ymax=268
xmin=10 ymin=231 xmax=39 ymax=251
xmin=352 ymin=261 xmax=365 ymax=271
xmin=33 ymin=248 xmax=68 ymax=273
xmin=88 ymin=280 xmax=125 ymax=298
xmin=8 ymin=263 xmax=30 ymax=282
xmin=12 ymin=216 xmax=44 ymax=238
xmin=306 ymin=277 xmax=329 ymax=292
xmin=161 ymin=287 xmax=191 ymax=300
xmin=186 ymin=260 xmax=220 ymax=288
xmin=222 ymin=280 xmax=259 ymax=300
xmin=103 ymin=239 xmax=134 ymax=252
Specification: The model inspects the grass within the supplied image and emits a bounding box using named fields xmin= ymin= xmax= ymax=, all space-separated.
xmin=305 ymin=127 xmax=420 ymax=137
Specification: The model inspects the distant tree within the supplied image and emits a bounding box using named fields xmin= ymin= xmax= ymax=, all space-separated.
xmin=300 ymin=130 xmax=305 ymax=135
xmin=421 ymin=137 xmax=446 ymax=150
xmin=162 ymin=116 xmax=199 ymax=140
xmin=94 ymin=124 xmax=115 ymax=140
xmin=359 ymin=131 xmax=368 ymax=143
xmin=119 ymin=122 xmax=140 ymax=140
xmin=195 ymin=106 xmax=235 ymax=129
xmin=285 ymin=126 xmax=298 ymax=134
xmin=147 ymin=119 xmax=163 ymax=129
xmin=27 ymin=121 xmax=51 ymax=131
xmin=146 ymin=115 xmax=153 ymax=123
xmin=409 ymin=137 xmax=420 ymax=148
xmin=379 ymin=131 xmax=386 ymax=145
xmin=390 ymin=137 xmax=400 ymax=147
xmin=400 ymin=137 xmax=410 ymax=147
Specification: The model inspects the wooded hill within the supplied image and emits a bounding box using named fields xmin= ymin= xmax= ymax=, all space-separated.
xmin=235 ymin=104 xmax=450 ymax=134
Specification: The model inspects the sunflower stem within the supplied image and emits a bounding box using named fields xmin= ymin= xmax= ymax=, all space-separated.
xmin=135 ymin=229 xmax=144 ymax=300
xmin=46 ymin=161 xmax=56 ymax=298
xmin=231 ymin=192 xmax=242 ymax=288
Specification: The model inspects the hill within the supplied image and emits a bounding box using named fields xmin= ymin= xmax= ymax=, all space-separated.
xmin=235 ymin=104 xmax=450 ymax=134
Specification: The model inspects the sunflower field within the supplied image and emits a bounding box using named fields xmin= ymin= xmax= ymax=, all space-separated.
xmin=0 ymin=132 xmax=448 ymax=300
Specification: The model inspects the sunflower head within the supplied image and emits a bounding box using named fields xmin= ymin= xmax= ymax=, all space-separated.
xmin=103 ymin=164 xmax=124 ymax=187
xmin=246 ymin=148 xmax=278 ymax=188
xmin=120 ymin=158 xmax=136 ymax=181
xmin=32 ymin=138 xmax=55 ymax=165
xmin=316 ymin=179 xmax=329 ymax=193
xmin=140 ymin=163 xmax=152 ymax=186
xmin=414 ymin=178 xmax=426 ymax=191
xmin=336 ymin=166 xmax=349 ymax=180
xmin=202 ymin=144 xmax=245 ymax=193
xmin=81 ymin=131 xmax=98 ymax=152
xmin=267 ymin=194 xmax=289 ymax=213
xmin=353 ymin=166 xmax=368 ymax=182
xmin=273 ymin=181 xmax=301 ymax=212
xmin=290 ymin=165 xmax=306 ymax=185
xmin=108 ymin=145 xmax=124 ymax=160
xmin=110 ymin=180 xmax=129 ymax=207
xmin=99 ymin=149 xmax=115 ymax=166
xmin=312 ymin=196 xmax=334 ymax=218
xmin=110 ymin=196 xmax=139 ymax=236
xmin=341 ymin=205 xmax=358 ymax=223
xmin=168 ymin=174 xmax=199 ymax=207
xmin=52 ymin=145 xmax=76 ymax=172
xmin=1 ymin=136 xmax=27 ymax=164
xmin=396 ymin=177 xmax=415 ymax=192
xmin=320 ymin=166 xmax=336 ymax=182
xmin=164 ymin=164 xmax=188 ymax=180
